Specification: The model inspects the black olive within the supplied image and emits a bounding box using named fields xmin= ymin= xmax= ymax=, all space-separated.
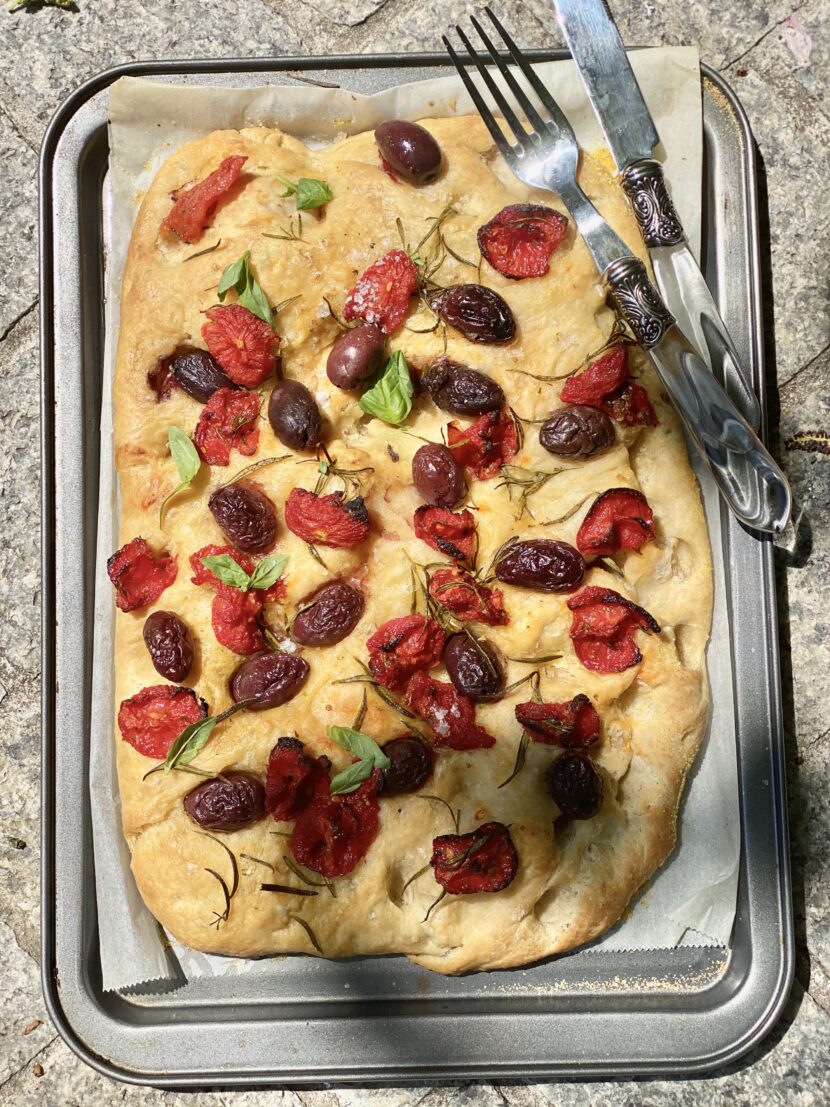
xmin=229 ymin=651 xmax=310 ymax=711
xmin=411 ymin=443 xmax=466 ymax=508
xmin=421 ymin=357 xmax=505 ymax=415
xmin=539 ymin=405 xmax=615 ymax=458
xmin=171 ymin=347 xmax=238 ymax=403
xmin=495 ymin=539 xmax=585 ymax=593
xmin=378 ymin=736 xmax=434 ymax=795
xmin=208 ymin=482 xmax=278 ymax=552
xmin=375 ymin=120 xmax=443 ymax=184
xmin=442 ymin=633 xmax=504 ymax=702
xmin=326 ymin=324 xmax=386 ymax=390
xmin=546 ymin=752 xmax=604 ymax=819
xmin=291 ymin=581 xmax=365 ymax=647
xmin=430 ymin=284 xmax=516 ymax=344
xmin=183 ymin=771 xmax=266 ymax=831
xmin=142 ymin=610 xmax=194 ymax=683
xmin=268 ymin=379 xmax=322 ymax=450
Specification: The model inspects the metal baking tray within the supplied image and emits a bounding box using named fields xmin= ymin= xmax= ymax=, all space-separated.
xmin=40 ymin=51 xmax=792 ymax=1086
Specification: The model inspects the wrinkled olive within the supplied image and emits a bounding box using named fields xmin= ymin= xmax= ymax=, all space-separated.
xmin=171 ymin=347 xmax=238 ymax=403
xmin=142 ymin=610 xmax=194 ymax=683
xmin=291 ymin=581 xmax=365 ymax=647
xmin=546 ymin=752 xmax=604 ymax=819
xmin=495 ymin=539 xmax=585 ymax=593
xmin=375 ymin=120 xmax=443 ymax=184
xmin=442 ymin=633 xmax=504 ymax=703
xmin=229 ymin=650 xmax=310 ymax=711
xmin=209 ymin=482 xmax=278 ymax=552
xmin=422 ymin=357 xmax=505 ymax=416
xmin=326 ymin=323 xmax=386 ymax=390
xmin=379 ymin=736 xmax=434 ymax=795
xmin=268 ymin=379 xmax=322 ymax=450
xmin=183 ymin=771 xmax=266 ymax=831
xmin=411 ymin=443 xmax=466 ymax=508
xmin=430 ymin=284 xmax=516 ymax=345
xmin=539 ymin=405 xmax=615 ymax=458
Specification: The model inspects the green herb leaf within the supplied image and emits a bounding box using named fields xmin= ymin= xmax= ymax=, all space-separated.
xmin=276 ymin=175 xmax=332 ymax=211
xmin=327 ymin=725 xmax=391 ymax=795
xmin=358 ymin=351 xmax=413 ymax=426
xmin=164 ymin=716 xmax=218 ymax=774
xmin=159 ymin=426 xmax=202 ymax=526
xmin=200 ymin=554 xmax=252 ymax=591
xmin=216 ymin=250 xmax=273 ymax=327
xmin=248 ymin=553 xmax=289 ymax=592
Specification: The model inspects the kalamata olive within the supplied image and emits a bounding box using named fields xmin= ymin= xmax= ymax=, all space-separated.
xmin=183 ymin=771 xmax=266 ymax=831
xmin=375 ymin=120 xmax=443 ymax=185
xmin=326 ymin=323 xmax=386 ymax=390
xmin=495 ymin=539 xmax=585 ymax=593
xmin=229 ymin=650 xmax=310 ymax=710
xmin=442 ymin=633 xmax=504 ymax=703
xmin=539 ymin=405 xmax=615 ymax=458
xmin=209 ymin=482 xmax=278 ymax=552
xmin=421 ymin=357 xmax=505 ymax=415
xmin=291 ymin=581 xmax=365 ymax=647
xmin=411 ymin=443 xmax=466 ymax=508
xmin=430 ymin=284 xmax=516 ymax=345
xmin=268 ymin=379 xmax=322 ymax=450
xmin=142 ymin=610 xmax=194 ymax=683
xmin=378 ymin=735 xmax=434 ymax=795
xmin=171 ymin=347 xmax=238 ymax=403
xmin=546 ymin=751 xmax=604 ymax=819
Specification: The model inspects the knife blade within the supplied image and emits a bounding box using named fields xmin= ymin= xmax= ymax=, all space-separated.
xmin=553 ymin=0 xmax=762 ymax=429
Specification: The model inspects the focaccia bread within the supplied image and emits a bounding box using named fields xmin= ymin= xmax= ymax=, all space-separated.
xmin=110 ymin=115 xmax=712 ymax=974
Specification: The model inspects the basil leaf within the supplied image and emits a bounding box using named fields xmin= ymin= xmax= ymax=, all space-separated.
xmin=358 ymin=351 xmax=413 ymax=426
xmin=159 ymin=427 xmax=201 ymax=526
xmin=164 ymin=716 xmax=218 ymax=774
xmin=216 ymin=251 xmax=273 ymax=327
xmin=327 ymin=725 xmax=390 ymax=794
xmin=200 ymin=554 xmax=252 ymax=591
xmin=217 ymin=255 xmax=247 ymax=301
xmin=248 ymin=553 xmax=289 ymax=592
xmin=330 ymin=759 xmax=375 ymax=796
xmin=295 ymin=178 xmax=333 ymax=211
xmin=238 ymin=276 xmax=274 ymax=328
xmin=275 ymin=174 xmax=298 ymax=198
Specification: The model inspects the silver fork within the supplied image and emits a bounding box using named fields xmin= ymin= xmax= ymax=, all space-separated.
xmin=443 ymin=9 xmax=791 ymax=535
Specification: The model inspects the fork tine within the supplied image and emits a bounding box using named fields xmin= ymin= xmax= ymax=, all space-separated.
xmin=483 ymin=5 xmax=576 ymax=138
xmin=469 ymin=13 xmax=547 ymax=138
xmin=454 ymin=25 xmax=533 ymax=153
xmin=442 ymin=36 xmax=519 ymax=169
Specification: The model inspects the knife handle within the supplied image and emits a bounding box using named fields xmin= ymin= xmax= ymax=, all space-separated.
xmin=605 ymin=257 xmax=791 ymax=535
xmin=621 ymin=157 xmax=762 ymax=429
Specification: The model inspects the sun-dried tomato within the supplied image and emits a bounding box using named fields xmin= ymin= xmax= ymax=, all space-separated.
xmin=291 ymin=772 xmax=381 ymax=877
xmin=576 ymin=488 xmax=655 ymax=557
xmin=118 ymin=684 xmax=208 ymax=759
xmin=193 ymin=387 xmax=260 ymax=466
xmin=446 ymin=409 xmax=518 ymax=479
xmin=478 ymin=204 xmax=569 ymax=280
xmin=265 ymin=737 xmax=329 ymax=821
xmin=107 ymin=537 xmax=177 ymax=613
xmin=211 ymin=584 xmax=264 ymax=655
xmin=431 ymin=821 xmax=518 ymax=894
xmin=284 ymin=488 xmax=369 ymax=548
xmin=342 ymin=249 xmax=419 ymax=334
xmin=413 ymin=505 xmax=477 ymax=561
xmin=567 ymin=585 xmax=660 ymax=673
xmin=367 ymin=615 xmax=445 ymax=691
xmin=428 ymin=568 xmax=508 ymax=626
xmin=162 ymin=155 xmax=247 ymax=244
xmin=403 ymin=670 xmax=494 ymax=749
xmin=515 ymin=693 xmax=600 ymax=747
xmin=560 ymin=346 xmax=657 ymax=427
xmin=201 ymin=304 xmax=279 ymax=388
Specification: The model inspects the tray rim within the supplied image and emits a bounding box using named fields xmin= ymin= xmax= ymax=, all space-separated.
xmin=39 ymin=49 xmax=793 ymax=1087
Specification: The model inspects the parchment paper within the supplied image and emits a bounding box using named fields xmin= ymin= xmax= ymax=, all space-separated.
xmin=91 ymin=49 xmax=740 ymax=992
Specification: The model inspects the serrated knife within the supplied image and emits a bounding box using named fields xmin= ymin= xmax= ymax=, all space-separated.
xmin=553 ymin=0 xmax=762 ymax=430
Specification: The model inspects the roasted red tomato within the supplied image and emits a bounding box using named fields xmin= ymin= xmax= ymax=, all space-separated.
xmin=428 ymin=568 xmax=508 ymax=626
xmin=446 ymin=409 xmax=518 ymax=480
xmin=477 ymin=204 xmax=569 ymax=280
xmin=603 ymin=381 xmax=658 ymax=427
xmin=118 ymin=684 xmax=207 ymax=759
xmin=162 ymin=155 xmax=247 ymax=243
xmin=576 ymin=488 xmax=655 ymax=557
xmin=560 ymin=346 xmax=657 ymax=427
xmin=211 ymin=584 xmax=264 ymax=655
xmin=265 ymin=737 xmax=329 ymax=821
xmin=284 ymin=488 xmax=369 ymax=548
xmin=291 ymin=773 xmax=381 ymax=877
xmin=567 ymin=585 xmax=660 ymax=673
xmin=147 ymin=352 xmax=177 ymax=401
xmin=403 ymin=671 xmax=494 ymax=749
xmin=412 ymin=505 xmax=477 ymax=561
xmin=367 ymin=614 xmax=445 ymax=691
xmin=107 ymin=537 xmax=177 ymax=613
xmin=201 ymin=304 xmax=279 ymax=388
xmin=431 ymin=821 xmax=518 ymax=894
xmin=515 ymin=693 xmax=600 ymax=747
xmin=193 ymin=387 xmax=260 ymax=466
xmin=342 ymin=249 xmax=419 ymax=334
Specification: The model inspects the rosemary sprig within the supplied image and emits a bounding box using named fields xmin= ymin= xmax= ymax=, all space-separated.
xmin=498 ymin=732 xmax=530 ymax=789
xmin=290 ymin=914 xmax=323 ymax=953
xmin=184 ymin=239 xmax=221 ymax=262
xmin=202 ymin=833 xmax=239 ymax=929
xmin=424 ymin=889 xmax=447 ymax=921
xmin=537 ymin=491 xmax=598 ymax=528
xmin=416 ymin=794 xmax=461 ymax=834
xmin=240 ymin=854 xmax=276 ymax=874
xmin=495 ymin=464 xmax=566 ymax=520
xmin=218 ymin=454 xmax=291 ymax=488
xmin=400 ymin=863 xmax=431 ymax=896
xmin=284 ymin=856 xmax=337 ymax=898
xmin=263 ymin=213 xmax=304 ymax=242
xmin=261 ymin=884 xmax=319 ymax=897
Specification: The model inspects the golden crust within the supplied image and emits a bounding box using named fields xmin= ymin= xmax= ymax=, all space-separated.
xmin=113 ymin=118 xmax=713 ymax=973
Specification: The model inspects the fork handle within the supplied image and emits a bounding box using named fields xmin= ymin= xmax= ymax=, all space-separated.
xmin=604 ymin=257 xmax=791 ymax=534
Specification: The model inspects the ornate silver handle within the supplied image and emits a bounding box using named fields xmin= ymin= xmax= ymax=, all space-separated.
xmin=620 ymin=158 xmax=684 ymax=247
xmin=605 ymin=257 xmax=791 ymax=534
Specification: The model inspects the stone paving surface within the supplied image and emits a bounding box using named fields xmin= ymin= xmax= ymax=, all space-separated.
xmin=1 ymin=0 xmax=828 ymax=1103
